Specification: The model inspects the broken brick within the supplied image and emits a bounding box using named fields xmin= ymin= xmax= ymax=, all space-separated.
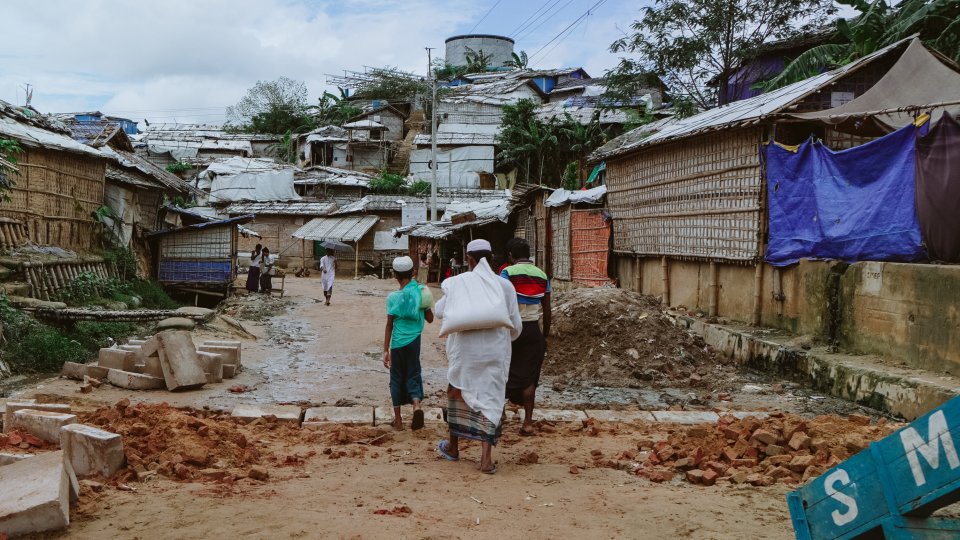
xmin=701 ymin=469 xmax=719 ymax=486
xmin=847 ymin=413 xmax=871 ymax=426
xmin=788 ymin=432 xmax=812 ymax=451
xmin=685 ymin=469 xmax=705 ymax=484
xmin=750 ymin=428 xmax=778 ymax=445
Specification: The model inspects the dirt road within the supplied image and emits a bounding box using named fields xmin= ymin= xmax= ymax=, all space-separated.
xmin=11 ymin=276 xmax=875 ymax=539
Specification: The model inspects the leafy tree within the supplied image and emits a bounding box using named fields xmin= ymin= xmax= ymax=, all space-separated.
xmin=610 ymin=0 xmax=835 ymax=108
xmin=764 ymin=0 xmax=960 ymax=90
xmin=350 ymin=67 xmax=430 ymax=101
xmin=433 ymin=61 xmax=468 ymax=81
xmin=0 ymin=139 xmax=21 ymax=200
xmin=314 ymin=89 xmax=362 ymax=126
xmin=464 ymin=47 xmax=494 ymax=73
xmin=562 ymin=162 xmax=580 ymax=190
xmin=225 ymin=77 xmax=316 ymax=134
xmin=368 ymin=172 xmax=408 ymax=194
xmin=504 ymin=51 xmax=530 ymax=69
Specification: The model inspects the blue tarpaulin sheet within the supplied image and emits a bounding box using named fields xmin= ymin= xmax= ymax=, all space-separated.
xmin=764 ymin=125 xmax=925 ymax=266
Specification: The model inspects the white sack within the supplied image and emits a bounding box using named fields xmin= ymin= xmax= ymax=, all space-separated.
xmin=437 ymin=258 xmax=515 ymax=337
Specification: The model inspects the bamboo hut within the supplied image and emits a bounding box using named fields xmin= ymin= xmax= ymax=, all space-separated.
xmin=0 ymin=100 xmax=106 ymax=250
xmin=591 ymin=38 xmax=926 ymax=328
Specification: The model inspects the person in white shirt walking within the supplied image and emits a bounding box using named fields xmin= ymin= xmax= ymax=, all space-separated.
xmin=319 ymin=250 xmax=337 ymax=305
xmin=246 ymin=244 xmax=262 ymax=293
xmin=433 ymin=239 xmax=522 ymax=474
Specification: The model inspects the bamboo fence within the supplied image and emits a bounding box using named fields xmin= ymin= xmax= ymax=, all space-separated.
xmin=570 ymin=209 xmax=613 ymax=287
xmin=550 ymin=205 xmax=571 ymax=280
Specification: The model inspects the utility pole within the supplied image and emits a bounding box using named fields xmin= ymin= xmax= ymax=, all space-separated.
xmin=426 ymin=47 xmax=438 ymax=222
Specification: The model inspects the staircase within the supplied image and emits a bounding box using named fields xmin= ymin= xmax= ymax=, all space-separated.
xmin=386 ymin=124 xmax=422 ymax=176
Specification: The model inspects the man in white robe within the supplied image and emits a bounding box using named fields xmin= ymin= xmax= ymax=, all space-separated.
xmin=434 ymin=239 xmax=522 ymax=474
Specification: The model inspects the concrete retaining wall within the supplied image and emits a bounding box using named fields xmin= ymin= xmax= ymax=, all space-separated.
xmin=614 ymin=256 xmax=960 ymax=375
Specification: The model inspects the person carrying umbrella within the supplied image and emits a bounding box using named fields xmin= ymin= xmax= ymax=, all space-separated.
xmin=319 ymin=244 xmax=337 ymax=305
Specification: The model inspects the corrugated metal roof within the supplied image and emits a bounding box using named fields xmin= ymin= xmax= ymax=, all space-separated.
xmin=333 ymin=190 xmax=510 ymax=214
xmin=292 ymin=215 xmax=379 ymax=242
xmin=224 ymin=201 xmax=337 ymax=216
xmin=294 ymin=166 xmax=373 ymax=187
xmin=591 ymin=38 xmax=913 ymax=161
xmin=0 ymin=100 xmax=103 ymax=158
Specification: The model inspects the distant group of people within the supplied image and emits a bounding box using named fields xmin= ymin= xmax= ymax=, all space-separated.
xmin=245 ymin=244 xmax=273 ymax=294
xmin=380 ymin=237 xmax=550 ymax=475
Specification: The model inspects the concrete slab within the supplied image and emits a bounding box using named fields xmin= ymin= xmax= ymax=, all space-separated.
xmin=222 ymin=364 xmax=237 ymax=379
xmin=127 ymin=339 xmax=147 ymax=346
xmin=536 ymin=410 xmax=588 ymax=422
xmin=156 ymin=330 xmax=206 ymax=391
xmin=302 ymin=407 xmax=373 ymax=428
xmin=728 ymin=411 xmax=770 ymax=420
xmin=156 ymin=317 xmax=195 ymax=331
xmin=3 ymin=403 xmax=72 ymax=434
xmin=119 ymin=344 xmax=142 ymax=353
xmin=197 ymin=352 xmax=223 ymax=383
xmin=107 ymin=369 xmax=165 ymax=390
xmin=373 ymin=406 xmax=444 ymax=426
xmin=651 ymin=411 xmax=720 ymax=424
xmin=97 ymin=348 xmax=136 ymax=371
xmin=584 ymin=410 xmax=656 ymax=423
xmin=61 ymin=362 xmax=109 ymax=381
xmin=0 ymin=452 xmax=33 ymax=466
xmin=202 ymin=340 xmax=242 ymax=368
xmin=0 ymin=451 xmax=70 ymax=536
xmin=198 ymin=345 xmax=240 ymax=371
xmin=139 ymin=354 xmax=164 ymax=378
xmin=11 ymin=410 xmax=78 ymax=443
xmin=230 ymin=404 xmax=302 ymax=424
xmin=60 ymin=424 xmax=125 ymax=477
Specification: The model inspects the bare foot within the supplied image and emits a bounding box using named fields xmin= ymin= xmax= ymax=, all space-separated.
xmin=392 ymin=419 xmax=404 ymax=431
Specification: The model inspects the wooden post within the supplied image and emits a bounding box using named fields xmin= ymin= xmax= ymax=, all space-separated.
xmin=354 ymin=241 xmax=360 ymax=279
xmin=301 ymin=238 xmax=306 ymax=271
xmin=661 ymin=256 xmax=670 ymax=307
xmin=752 ymin=263 xmax=764 ymax=326
xmin=633 ymin=256 xmax=642 ymax=293
xmin=708 ymin=261 xmax=718 ymax=317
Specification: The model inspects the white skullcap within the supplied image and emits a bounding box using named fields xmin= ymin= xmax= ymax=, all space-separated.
xmin=466 ymin=239 xmax=492 ymax=252
xmin=392 ymin=256 xmax=414 ymax=272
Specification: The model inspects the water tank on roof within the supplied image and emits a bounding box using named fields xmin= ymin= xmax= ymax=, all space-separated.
xmin=445 ymin=34 xmax=515 ymax=70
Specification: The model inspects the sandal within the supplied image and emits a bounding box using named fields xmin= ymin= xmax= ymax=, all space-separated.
xmin=519 ymin=427 xmax=536 ymax=437
xmin=412 ymin=409 xmax=425 ymax=431
xmin=436 ymin=440 xmax=459 ymax=461
xmin=481 ymin=463 xmax=498 ymax=475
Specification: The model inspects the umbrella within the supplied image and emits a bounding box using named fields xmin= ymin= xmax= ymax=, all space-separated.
xmin=321 ymin=240 xmax=354 ymax=252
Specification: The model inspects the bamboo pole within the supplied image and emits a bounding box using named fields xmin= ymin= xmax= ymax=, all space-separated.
xmin=752 ymin=263 xmax=764 ymax=326
xmin=301 ymin=239 xmax=306 ymax=271
xmin=633 ymin=256 xmax=642 ymax=293
xmin=661 ymin=256 xmax=670 ymax=307
xmin=354 ymin=241 xmax=360 ymax=279
xmin=708 ymin=261 xmax=718 ymax=317
xmin=22 ymin=263 xmax=35 ymax=298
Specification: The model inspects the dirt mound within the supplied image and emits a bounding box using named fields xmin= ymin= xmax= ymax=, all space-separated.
xmin=614 ymin=412 xmax=896 ymax=486
xmin=81 ymin=400 xmax=266 ymax=482
xmin=546 ymin=288 xmax=731 ymax=389
xmin=220 ymin=294 xmax=290 ymax=322
xmin=0 ymin=429 xmax=55 ymax=452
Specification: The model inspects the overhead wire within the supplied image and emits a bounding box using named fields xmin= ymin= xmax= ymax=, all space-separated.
xmin=468 ymin=0 xmax=503 ymax=34
xmin=528 ymin=0 xmax=608 ymax=64
xmin=515 ymin=0 xmax=577 ymax=44
xmin=510 ymin=0 xmax=562 ymax=37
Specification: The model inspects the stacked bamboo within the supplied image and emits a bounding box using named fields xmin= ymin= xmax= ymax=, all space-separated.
xmin=0 ymin=219 xmax=28 ymax=250
xmin=22 ymin=261 xmax=115 ymax=301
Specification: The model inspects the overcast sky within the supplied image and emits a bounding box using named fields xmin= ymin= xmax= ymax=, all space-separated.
xmin=0 ymin=0 xmax=648 ymax=124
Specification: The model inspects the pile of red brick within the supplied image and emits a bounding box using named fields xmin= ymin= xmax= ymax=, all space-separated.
xmin=624 ymin=412 xmax=894 ymax=487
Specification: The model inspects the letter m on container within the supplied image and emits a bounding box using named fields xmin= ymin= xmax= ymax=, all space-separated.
xmin=788 ymin=397 xmax=960 ymax=539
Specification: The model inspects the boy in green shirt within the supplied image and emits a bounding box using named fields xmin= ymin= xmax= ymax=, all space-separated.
xmin=383 ymin=256 xmax=434 ymax=430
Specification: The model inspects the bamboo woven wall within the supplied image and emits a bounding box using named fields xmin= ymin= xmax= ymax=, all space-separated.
xmin=606 ymin=126 xmax=764 ymax=262
xmin=534 ymin=193 xmax=547 ymax=271
xmin=550 ymin=206 xmax=571 ymax=280
xmin=0 ymin=147 xmax=105 ymax=250
xmin=570 ymin=209 xmax=613 ymax=287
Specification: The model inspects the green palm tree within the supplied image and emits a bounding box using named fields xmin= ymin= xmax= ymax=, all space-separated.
xmin=464 ymin=47 xmax=494 ymax=73
xmin=504 ymin=51 xmax=530 ymax=69
xmin=764 ymin=0 xmax=960 ymax=90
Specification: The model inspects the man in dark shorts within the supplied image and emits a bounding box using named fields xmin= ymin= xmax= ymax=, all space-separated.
xmin=500 ymin=238 xmax=551 ymax=436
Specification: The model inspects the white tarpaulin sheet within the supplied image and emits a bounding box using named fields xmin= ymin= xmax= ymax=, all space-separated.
xmin=209 ymin=169 xmax=299 ymax=203
xmin=410 ymin=145 xmax=493 ymax=188
xmin=402 ymin=204 xmax=428 ymax=226
xmin=103 ymin=184 xmax=138 ymax=246
xmin=374 ymin=230 xmax=408 ymax=250
xmin=544 ymin=185 xmax=607 ymax=207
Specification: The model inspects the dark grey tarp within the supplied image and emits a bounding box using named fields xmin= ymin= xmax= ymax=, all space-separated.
xmin=916 ymin=112 xmax=960 ymax=262
xmin=790 ymin=39 xmax=960 ymax=136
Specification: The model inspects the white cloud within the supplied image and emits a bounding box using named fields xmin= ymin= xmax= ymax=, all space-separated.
xmin=0 ymin=0 xmax=633 ymax=123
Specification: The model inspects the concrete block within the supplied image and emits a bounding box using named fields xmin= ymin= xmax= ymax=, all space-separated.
xmin=536 ymin=409 xmax=588 ymax=422
xmin=60 ymin=424 xmax=125 ymax=477
xmin=729 ymin=411 xmax=770 ymax=420
xmin=156 ymin=317 xmax=195 ymax=331
xmin=119 ymin=344 xmax=142 ymax=353
xmin=11 ymin=410 xmax=78 ymax=443
xmin=198 ymin=345 xmax=240 ymax=371
xmin=127 ymin=339 xmax=147 ymax=346
xmin=231 ymin=404 xmax=302 ymax=424
xmin=135 ymin=354 xmax=164 ymax=378
xmin=202 ymin=340 xmax=242 ymax=366
xmin=97 ymin=348 xmax=136 ymax=371
xmin=155 ymin=330 xmax=206 ymax=391
xmin=107 ymin=369 xmax=165 ymax=390
xmin=584 ymin=410 xmax=656 ymax=423
xmin=222 ymin=364 xmax=237 ymax=379
xmin=303 ymin=407 xmax=374 ymax=428
xmin=651 ymin=411 xmax=720 ymax=424
xmin=63 ymin=453 xmax=79 ymax=504
xmin=373 ymin=406 xmax=444 ymax=427
xmin=62 ymin=362 xmax=110 ymax=381
xmin=0 ymin=452 xmax=33 ymax=466
xmin=0 ymin=451 xmax=70 ymax=536
xmin=3 ymin=403 xmax=71 ymax=434
xmin=197 ymin=352 xmax=223 ymax=383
